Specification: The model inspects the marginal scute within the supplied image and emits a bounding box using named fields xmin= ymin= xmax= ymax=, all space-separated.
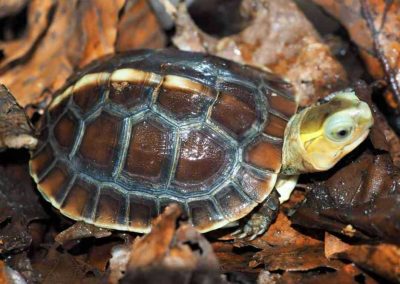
xmin=53 ymin=111 xmax=78 ymax=151
xmin=48 ymin=86 xmax=72 ymax=117
xmin=30 ymin=144 xmax=54 ymax=179
xmin=95 ymin=188 xmax=127 ymax=227
xmin=38 ymin=162 xmax=71 ymax=204
xmin=123 ymin=119 xmax=172 ymax=186
xmin=109 ymin=81 xmax=154 ymax=111
xmin=236 ymin=167 xmax=277 ymax=203
xmin=78 ymin=112 xmax=122 ymax=172
xmin=72 ymin=73 xmax=110 ymax=113
xmin=245 ymin=138 xmax=282 ymax=173
xmin=187 ymin=198 xmax=225 ymax=232
xmin=49 ymin=94 xmax=69 ymax=121
xmin=61 ymin=177 xmax=98 ymax=220
xmin=109 ymin=68 xmax=161 ymax=111
xmin=128 ymin=194 xmax=158 ymax=232
xmin=213 ymin=185 xmax=257 ymax=221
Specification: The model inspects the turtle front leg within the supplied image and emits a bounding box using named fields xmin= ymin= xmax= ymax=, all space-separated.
xmin=232 ymin=189 xmax=280 ymax=240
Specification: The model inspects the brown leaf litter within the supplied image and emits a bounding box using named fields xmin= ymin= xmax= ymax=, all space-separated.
xmin=109 ymin=204 xmax=225 ymax=284
xmin=0 ymin=0 xmax=166 ymax=108
xmin=167 ymin=0 xmax=348 ymax=105
xmin=0 ymin=0 xmax=399 ymax=283
xmin=313 ymin=0 xmax=400 ymax=114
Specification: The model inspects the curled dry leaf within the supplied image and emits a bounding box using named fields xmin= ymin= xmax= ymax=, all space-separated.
xmin=55 ymin=222 xmax=111 ymax=248
xmin=109 ymin=244 xmax=131 ymax=284
xmin=325 ymin=233 xmax=400 ymax=283
xmin=291 ymin=150 xmax=400 ymax=243
xmin=116 ymin=0 xmax=166 ymax=51
xmin=234 ymin=213 xmax=343 ymax=272
xmin=115 ymin=204 xmax=225 ymax=284
xmin=169 ymin=0 xmax=347 ymax=105
xmin=0 ymin=0 xmax=53 ymax=69
xmin=0 ymin=85 xmax=37 ymax=151
xmin=0 ymin=0 xmax=166 ymax=108
xmin=313 ymin=0 xmax=400 ymax=112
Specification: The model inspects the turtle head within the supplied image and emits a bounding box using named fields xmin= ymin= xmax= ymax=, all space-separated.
xmin=282 ymin=90 xmax=373 ymax=174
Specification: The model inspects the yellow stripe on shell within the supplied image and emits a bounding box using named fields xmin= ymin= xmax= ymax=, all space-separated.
xmin=74 ymin=72 xmax=111 ymax=91
xmin=49 ymin=86 xmax=73 ymax=111
xmin=110 ymin=68 xmax=162 ymax=85
xmin=163 ymin=75 xmax=214 ymax=97
xmin=49 ymin=72 xmax=111 ymax=111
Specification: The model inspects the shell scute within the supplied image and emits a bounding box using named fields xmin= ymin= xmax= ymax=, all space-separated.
xmin=263 ymin=113 xmax=288 ymax=138
xmin=30 ymin=144 xmax=54 ymax=179
xmin=95 ymin=187 xmax=127 ymax=228
xmin=37 ymin=162 xmax=71 ymax=204
xmin=187 ymin=198 xmax=226 ymax=231
xmin=172 ymin=128 xmax=229 ymax=191
xmin=128 ymin=194 xmax=158 ymax=232
xmin=157 ymin=76 xmax=215 ymax=121
xmin=245 ymin=138 xmax=282 ymax=173
xmin=60 ymin=177 xmax=98 ymax=220
xmin=72 ymin=73 xmax=109 ymax=114
xmin=213 ymin=184 xmax=257 ymax=222
xmin=78 ymin=111 xmax=122 ymax=173
xmin=235 ymin=167 xmax=276 ymax=203
xmin=53 ymin=111 xmax=79 ymax=152
xmin=123 ymin=119 xmax=173 ymax=187
xmin=211 ymin=91 xmax=257 ymax=138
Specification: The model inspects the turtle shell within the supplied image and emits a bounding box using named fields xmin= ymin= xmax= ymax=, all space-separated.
xmin=29 ymin=49 xmax=297 ymax=233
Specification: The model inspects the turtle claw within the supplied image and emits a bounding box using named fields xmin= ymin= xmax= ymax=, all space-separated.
xmin=231 ymin=228 xmax=242 ymax=235
xmin=232 ymin=213 xmax=271 ymax=240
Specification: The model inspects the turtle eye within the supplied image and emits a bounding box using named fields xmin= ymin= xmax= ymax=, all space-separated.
xmin=324 ymin=115 xmax=355 ymax=142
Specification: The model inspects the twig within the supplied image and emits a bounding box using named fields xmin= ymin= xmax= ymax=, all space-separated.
xmin=360 ymin=0 xmax=400 ymax=112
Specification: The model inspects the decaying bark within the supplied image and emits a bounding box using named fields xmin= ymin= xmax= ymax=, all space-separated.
xmin=0 ymin=84 xmax=37 ymax=151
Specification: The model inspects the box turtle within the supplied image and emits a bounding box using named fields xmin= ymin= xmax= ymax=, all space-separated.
xmin=29 ymin=49 xmax=373 ymax=239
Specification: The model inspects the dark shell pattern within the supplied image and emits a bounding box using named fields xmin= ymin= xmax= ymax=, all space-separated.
xmin=30 ymin=49 xmax=297 ymax=233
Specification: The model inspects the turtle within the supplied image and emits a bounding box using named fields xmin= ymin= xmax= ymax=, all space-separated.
xmin=29 ymin=49 xmax=373 ymax=239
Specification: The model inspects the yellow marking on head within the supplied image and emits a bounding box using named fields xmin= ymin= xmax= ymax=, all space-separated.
xmin=299 ymin=90 xmax=373 ymax=171
xmin=283 ymin=90 xmax=373 ymax=174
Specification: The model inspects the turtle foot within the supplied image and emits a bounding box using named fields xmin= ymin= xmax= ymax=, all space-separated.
xmin=232 ymin=189 xmax=280 ymax=241
xmin=231 ymin=213 xmax=273 ymax=241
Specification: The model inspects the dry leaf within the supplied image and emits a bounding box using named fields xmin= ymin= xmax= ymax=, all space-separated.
xmin=170 ymin=0 xmax=348 ymax=105
xmin=0 ymin=152 xmax=47 ymax=255
xmin=0 ymin=0 xmax=166 ymax=107
xmin=313 ymin=0 xmax=400 ymax=112
xmin=116 ymin=204 xmax=225 ymax=283
xmin=325 ymin=233 xmax=400 ymax=283
xmin=116 ymin=0 xmax=166 ymax=51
